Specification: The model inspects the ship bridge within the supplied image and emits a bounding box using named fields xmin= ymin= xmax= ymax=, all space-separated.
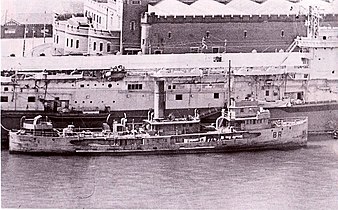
xmin=296 ymin=27 xmax=338 ymax=48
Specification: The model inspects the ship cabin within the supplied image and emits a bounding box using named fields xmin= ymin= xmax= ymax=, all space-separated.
xmin=221 ymin=100 xmax=271 ymax=131
xmin=20 ymin=115 xmax=59 ymax=137
xmin=143 ymin=116 xmax=201 ymax=136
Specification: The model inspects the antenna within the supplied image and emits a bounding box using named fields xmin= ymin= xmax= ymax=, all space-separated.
xmin=5 ymin=10 xmax=7 ymax=24
xmin=228 ymin=60 xmax=231 ymax=108
xmin=307 ymin=6 xmax=321 ymax=38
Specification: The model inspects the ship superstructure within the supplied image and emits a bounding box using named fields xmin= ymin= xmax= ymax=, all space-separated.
xmin=8 ymin=100 xmax=308 ymax=154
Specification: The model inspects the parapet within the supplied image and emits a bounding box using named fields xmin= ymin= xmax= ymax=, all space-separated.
xmin=142 ymin=12 xmax=338 ymax=24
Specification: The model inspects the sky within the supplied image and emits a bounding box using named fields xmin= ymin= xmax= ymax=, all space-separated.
xmin=1 ymin=0 xmax=84 ymax=15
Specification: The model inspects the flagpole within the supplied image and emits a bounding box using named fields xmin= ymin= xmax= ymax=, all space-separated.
xmin=43 ymin=11 xmax=46 ymax=43
xmin=23 ymin=24 xmax=26 ymax=57
xmin=32 ymin=26 xmax=35 ymax=56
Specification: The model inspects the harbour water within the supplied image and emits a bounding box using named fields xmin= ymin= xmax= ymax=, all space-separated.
xmin=1 ymin=139 xmax=338 ymax=209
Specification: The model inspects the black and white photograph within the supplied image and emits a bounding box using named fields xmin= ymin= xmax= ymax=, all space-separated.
xmin=1 ymin=0 xmax=338 ymax=208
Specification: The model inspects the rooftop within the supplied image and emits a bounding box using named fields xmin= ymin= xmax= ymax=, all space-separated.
xmin=148 ymin=0 xmax=337 ymax=15
xmin=1 ymin=13 xmax=54 ymax=25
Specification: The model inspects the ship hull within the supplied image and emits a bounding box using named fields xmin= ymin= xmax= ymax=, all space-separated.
xmin=8 ymin=142 xmax=306 ymax=156
xmin=2 ymin=102 xmax=336 ymax=146
xmin=9 ymin=118 xmax=308 ymax=155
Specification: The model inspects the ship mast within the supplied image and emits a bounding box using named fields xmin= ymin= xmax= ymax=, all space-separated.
xmin=307 ymin=6 xmax=321 ymax=38
xmin=227 ymin=60 xmax=231 ymax=108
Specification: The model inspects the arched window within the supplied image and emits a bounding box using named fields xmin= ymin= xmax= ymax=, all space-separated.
xmin=130 ymin=21 xmax=136 ymax=31
xmin=107 ymin=43 xmax=111 ymax=52
xmin=100 ymin=42 xmax=103 ymax=51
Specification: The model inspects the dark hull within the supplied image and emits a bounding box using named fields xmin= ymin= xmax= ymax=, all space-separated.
xmin=9 ymin=142 xmax=306 ymax=156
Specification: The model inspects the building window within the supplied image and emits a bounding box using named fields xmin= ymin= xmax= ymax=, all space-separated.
xmin=4 ymin=28 xmax=16 ymax=34
xmin=1 ymin=96 xmax=8 ymax=102
xmin=168 ymin=85 xmax=171 ymax=89
xmin=131 ymin=0 xmax=141 ymax=4
xmin=128 ymin=84 xmax=143 ymax=90
xmin=190 ymin=47 xmax=199 ymax=53
xmin=76 ymin=40 xmax=79 ymax=48
xmin=244 ymin=30 xmax=247 ymax=38
xmin=176 ymin=94 xmax=183 ymax=100
xmin=99 ymin=16 xmax=101 ymax=24
xmin=281 ymin=30 xmax=285 ymax=37
xmin=66 ymin=38 xmax=69 ymax=46
xmin=142 ymin=39 xmax=145 ymax=45
xmin=154 ymin=50 xmax=162 ymax=54
xmin=212 ymin=47 xmax=219 ymax=53
xmin=56 ymin=35 xmax=59 ymax=44
xmin=301 ymin=58 xmax=309 ymax=65
xmin=100 ymin=43 xmax=103 ymax=51
xmin=28 ymin=96 xmax=36 ymax=102
xmin=214 ymin=93 xmax=219 ymax=99
xmin=168 ymin=31 xmax=172 ymax=39
xmin=4 ymin=87 xmax=9 ymax=91
xmin=206 ymin=31 xmax=210 ymax=38
xmin=93 ymin=42 xmax=96 ymax=51
xmin=130 ymin=21 xmax=136 ymax=31
xmin=107 ymin=43 xmax=111 ymax=52
xmin=265 ymin=90 xmax=269 ymax=96
xmin=70 ymin=39 xmax=73 ymax=47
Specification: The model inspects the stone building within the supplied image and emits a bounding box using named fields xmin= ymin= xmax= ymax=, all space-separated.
xmin=53 ymin=0 xmax=338 ymax=55
xmin=123 ymin=0 xmax=338 ymax=54
xmin=1 ymin=13 xmax=53 ymax=39
xmin=52 ymin=0 xmax=122 ymax=55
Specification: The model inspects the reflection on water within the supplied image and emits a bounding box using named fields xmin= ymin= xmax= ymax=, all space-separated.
xmin=2 ymin=140 xmax=338 ymax=209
